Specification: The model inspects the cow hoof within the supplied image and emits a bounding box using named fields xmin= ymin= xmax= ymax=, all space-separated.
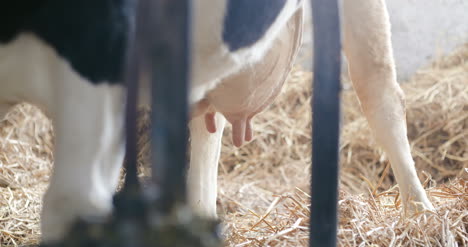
xmin=403 ymin=199 xmax=435 ymax=218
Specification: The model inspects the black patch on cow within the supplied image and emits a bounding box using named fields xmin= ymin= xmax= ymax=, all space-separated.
xmin=0 ymin=0 xmax=136 ymax=84
xmin=0 ymin=1 xmax=47 ymax=43
xmin=222 ymin=0 xmax=286 ymax=51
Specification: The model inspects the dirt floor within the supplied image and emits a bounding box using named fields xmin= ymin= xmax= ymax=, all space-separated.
xmin=0 ymin=44 xmax=467 ymax=246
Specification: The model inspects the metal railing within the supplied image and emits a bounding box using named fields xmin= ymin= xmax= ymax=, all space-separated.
xmin=310 ymin=0 xmax=342 ymax=246
xmin=39 ymin=0 xmax=341 ymax=246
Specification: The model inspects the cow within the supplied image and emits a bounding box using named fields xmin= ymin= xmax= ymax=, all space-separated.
xmin=0 ymin=0 xmax=433 ymax=244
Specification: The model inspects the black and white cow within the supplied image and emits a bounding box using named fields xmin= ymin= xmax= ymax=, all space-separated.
xmin=0 ymin=0 xmax=433 ymax=244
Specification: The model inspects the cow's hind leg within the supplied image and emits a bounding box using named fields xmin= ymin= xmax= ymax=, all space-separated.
xmin=342 ymin=0 xmax=434 ymax=213
xmin=188 ymin=113 xmax=226 ymax=218
xmin=41 ymin=80 xmax=126 ymax=243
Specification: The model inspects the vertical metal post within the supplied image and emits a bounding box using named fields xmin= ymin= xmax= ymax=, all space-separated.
xmin=122 ymin=12 xmax=140 ymax=194
xmin=309 ymin=0 xmax=342 ymax=246
xmin=137 ymin=0 xmax=191 ymax=212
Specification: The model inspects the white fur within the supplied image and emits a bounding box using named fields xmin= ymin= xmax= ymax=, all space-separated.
xmin=188 ymin=113 xmax=226 ymax=218
xmin=0 ymin=33 xmax=126 ymax=242
xmin=0 ymin=34 xmax=54 ymax=115
xmin=341 ymin=0 xmax=433 ymax=212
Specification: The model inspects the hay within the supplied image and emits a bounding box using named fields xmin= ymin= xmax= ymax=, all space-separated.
xmin=0 ymin=44 xmax=467 ymax=246
xmin=0 ymin=105 xmax=52 ymax=246
xmin=219 ymin=43 xmax=468 ymax=246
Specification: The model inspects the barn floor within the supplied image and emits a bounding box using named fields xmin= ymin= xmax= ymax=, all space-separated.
xmin=0 ymin=45 xmax=467 ymax=246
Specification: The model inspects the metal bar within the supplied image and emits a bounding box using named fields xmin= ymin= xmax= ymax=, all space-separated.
xmin=309 ymin=0 xmax=342 ymax=246
xmin=122 ymin=15 xmax=140 ymax=193
xmin=137 ymin=0 xmax=191 ymax=212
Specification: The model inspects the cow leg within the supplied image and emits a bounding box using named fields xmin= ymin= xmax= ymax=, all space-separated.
xmin=41 ymin=80 xmax=125 ymax=243
xmin=342 ymin=0 xmax=434 ymax=212
xmin=187 ymin=113 xmax=226 ymax=218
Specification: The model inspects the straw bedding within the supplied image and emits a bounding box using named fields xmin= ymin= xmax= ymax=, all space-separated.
xmin=0 ymin=44 xmax=466 ymax=246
